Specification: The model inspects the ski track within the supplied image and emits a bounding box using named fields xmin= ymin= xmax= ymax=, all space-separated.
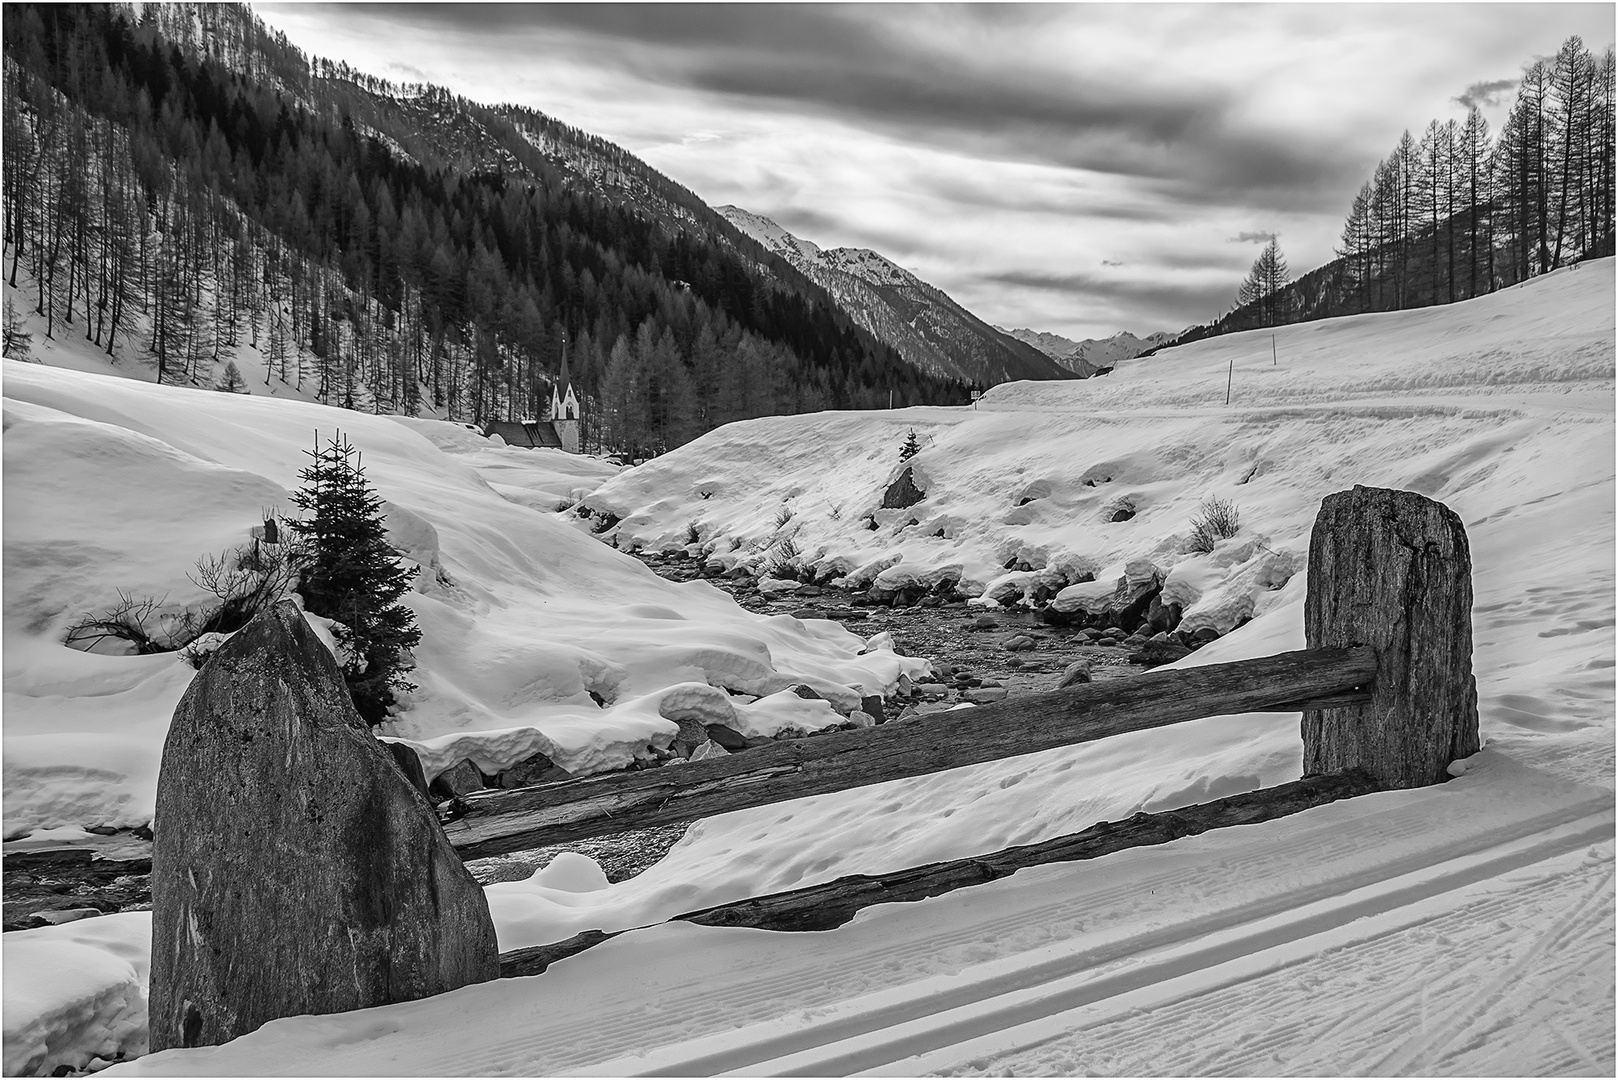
xmin=329 ymin=779 xmax=1611 ymax=1077
xmin=920 ymin=845 xmax=1615 ymax=1078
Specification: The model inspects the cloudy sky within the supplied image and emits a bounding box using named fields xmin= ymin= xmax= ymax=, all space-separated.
xmin=256 ymin=3 xmax=1613 ymax=340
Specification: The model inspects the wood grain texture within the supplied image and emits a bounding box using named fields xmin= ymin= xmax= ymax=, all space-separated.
xmin=448 ymin=646 xmax=1377 ymax=860
xmin=496 ymin=770 xmax=1380 ymax=976
xmin=1303 ymin=486 xmax=1479 ymax=788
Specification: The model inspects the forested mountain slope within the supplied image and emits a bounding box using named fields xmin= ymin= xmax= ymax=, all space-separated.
xmin=0 ymin=2 xmax=969 ymax=457
xmin=718 ymin=205 xmax=1072 ymax=386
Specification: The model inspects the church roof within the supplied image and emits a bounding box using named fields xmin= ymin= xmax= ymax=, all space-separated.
xmin=483 ymin=420 xmax=563 ymax=449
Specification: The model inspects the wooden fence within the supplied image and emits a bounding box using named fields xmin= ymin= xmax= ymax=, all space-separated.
xmin=460 ymin=486 xmax=1479 ymax=973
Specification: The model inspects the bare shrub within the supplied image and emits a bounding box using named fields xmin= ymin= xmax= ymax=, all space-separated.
xmin=1188 ymin=496 xmax=1241 ymax=554
xmin=64 ymin=591 xmax=173 ymax=655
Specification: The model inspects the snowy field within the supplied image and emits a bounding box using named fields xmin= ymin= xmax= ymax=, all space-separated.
xmin=5 ymin=260 xmax=1614 ymax=1075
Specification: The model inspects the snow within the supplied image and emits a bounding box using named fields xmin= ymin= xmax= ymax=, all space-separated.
xmin=3 ymin=914 xmax=151 ymax=1075
xmin=8 ymin=260 xmax=1614 ymax=1076
xmin=2 ymin=357 xmax=931 ymax=839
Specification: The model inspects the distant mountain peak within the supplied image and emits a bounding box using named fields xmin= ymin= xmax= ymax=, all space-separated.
xmin=718 ymin=206 xmax=1071 ymax=385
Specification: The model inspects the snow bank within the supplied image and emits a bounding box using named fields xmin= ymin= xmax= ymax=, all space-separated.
xmin=2 ymin=361 xmax=927 ymax=836
xmin=3 ymin=913 xmax=151 ymax=1075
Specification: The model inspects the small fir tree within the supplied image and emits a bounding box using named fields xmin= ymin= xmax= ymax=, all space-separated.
xmin=287 ymin=431 xmax=422 ymax=726
xmin=898 ymin=428 xmax=922 ymax=462
xmin=214 ymin=359 xmax=248 ymax=393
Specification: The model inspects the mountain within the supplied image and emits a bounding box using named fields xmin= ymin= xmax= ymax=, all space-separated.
xmin=996 ymin=325 xmax=1176 ymax=376
xmin=996 ymin=326 xmax=1078 ymax=358
xmin=718 ymin=206 xmax=1073 ymax=387
xmin=1064 ymin=330 xmax=1178 ymax=374
xmin=1 ymin=2 xmax=968 ymax=461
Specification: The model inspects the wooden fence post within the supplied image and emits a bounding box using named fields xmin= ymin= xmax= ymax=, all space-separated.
xmin=1303 ymin=486 xmax=1479 ymax=788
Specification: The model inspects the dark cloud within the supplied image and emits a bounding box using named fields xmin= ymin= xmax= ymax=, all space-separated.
xmin=335 ymin=3 xmax=1362 ymax=215
xmin=914 ymin=171 xmax=1175 ymax=224
xmin=1454 ymin=77 xmax=1519 ymax=110
xmin=1101 ymin=259 xmax=1125 ymax=268
xmin=986 ymin=269 xmax=1235 ymax=330
xmin=1226 ymin=231 xmax=1275 ymax=244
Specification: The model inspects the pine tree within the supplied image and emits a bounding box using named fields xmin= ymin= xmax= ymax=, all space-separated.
xmin=214 ymin=358 xmax=248 ymax=393
xmin=287 ymin=431 xmax=422 ymax=726
xmin=899 ymin=428 xmax=922 ymax=462
xmin=3 ymin=297 xmax=34 ymax=361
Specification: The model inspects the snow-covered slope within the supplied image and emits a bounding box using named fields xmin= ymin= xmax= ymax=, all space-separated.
xmin=718 ymin=205 xmax=1071 ymax=386
xmin=1 ymin=360 xmax=928 ymax=842
xmin=16 ymin=261 xmax=1617 ymax=1076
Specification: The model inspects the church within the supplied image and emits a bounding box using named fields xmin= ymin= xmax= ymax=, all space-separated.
xmin=481 ymin=349 xmax=581 ymax=454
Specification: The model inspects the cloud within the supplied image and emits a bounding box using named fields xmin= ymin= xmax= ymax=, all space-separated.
xmin=986 ymin=269 xmax=1235 ymax=330
xmin=1101 ymin=259 xmax=1125 ymax=268
xmin=1454 ymin=77 xmax=1519 ymax=110
xmin=1227 ymin=231 xmax=1276 ymax=244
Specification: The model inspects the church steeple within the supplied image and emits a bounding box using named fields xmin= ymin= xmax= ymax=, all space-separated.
xmin=549 ymin=343 xmax=579 ymax=422
xmin=549 ymin=340 xmax=582 ymax=452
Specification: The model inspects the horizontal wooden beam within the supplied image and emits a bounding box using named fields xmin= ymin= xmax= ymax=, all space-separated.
xmin=448 ymin=646 xmax=1376 ymax=861
xmin=497 ymin=769 xmax=1380 ymax=978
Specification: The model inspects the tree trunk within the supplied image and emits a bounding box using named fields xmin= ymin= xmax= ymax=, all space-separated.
xmin=1302 ymin=486 xmax=1478 ymax=788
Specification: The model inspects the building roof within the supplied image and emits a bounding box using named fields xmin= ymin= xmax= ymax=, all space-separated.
xmin=483 ymin=420 xmax=563 ymax=449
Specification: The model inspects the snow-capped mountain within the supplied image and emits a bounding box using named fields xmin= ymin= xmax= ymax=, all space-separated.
xmin=719 ymin=206 xmax=1072 ymax=386
xmin=996 ymin=326 xmax=1080 ymax=358
xmin=997 ymin=325 xmax=1177 ymax=376
xmin=1064 ymin=330 xmax=1178 ymax=373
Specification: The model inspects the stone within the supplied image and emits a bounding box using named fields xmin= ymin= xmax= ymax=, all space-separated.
xmin=860 ymin=695 xmax=886 ymax=724
xmin=973 ymin=615 xmax=997 ymax=630
xmin=1128 ymin=639 xmax=1193 ymax=667
xmin=881 ymin=466 xmax=926 ymax=509
xmin=1055 ymin=660 xmax=1093 ymax=689
xmin=785 ymin=683 xmax=824 ymax=701
xmin=962 ymin=687 xmax=1009 ymax=704
xmin=150 ymin=601 xmax=498 ymax=1052
xmin=848 ymin=711 xmax=876 ymax=728
xmin=917 ymin=683 xmax=949 ymax=697
xmin=495 ymin=750 xmax=573 ymax=789
xmin=790 ymin=608 xmax=822 ymax=621
xmin=688 ymin=740 xmax=729 ymax=762
xmin=385 ymin=741 xmax=432 ymax=800
xmin=705 ymin=723 xmax=750 ymax=751
xmin=429 ymin=758 xmax=485 ymax=800
xmin=1003 ymin=634 xmax=1037 ymax=652
xmin=796 ymin=585 xmax=824 ymax=598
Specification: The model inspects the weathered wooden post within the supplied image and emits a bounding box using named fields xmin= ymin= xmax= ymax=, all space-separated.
xmin=149 ymin=601 xmax=499 ymax=1052
xmin=1303 ymin=486 xmax=1479 ymax=788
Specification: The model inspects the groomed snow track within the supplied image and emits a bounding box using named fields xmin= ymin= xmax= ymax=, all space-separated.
xmin=578 ymin=801 xmax=1614 ymax=1077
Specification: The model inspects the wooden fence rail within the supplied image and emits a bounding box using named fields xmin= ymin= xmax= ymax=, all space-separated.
xmin=445 ymin=646 xmax=1377 ymax=860
xmin=448 ymin=485 xmax=1476 ymax=869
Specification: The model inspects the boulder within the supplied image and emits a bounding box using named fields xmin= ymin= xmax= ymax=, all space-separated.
xmin=704 ymin=724 xmax=750 ymax=751
xmin=384 ymin=741 xmax=431 ymax=800
xmin=688 ymin=740 xmax=729 ymax=762
xmin=1055 ymin=660 xmax=1093 ymax=689
xmin=429 ymin=758 xmax=486 ymax=800
xmin=860 ymin=695 xmax=886 ymax=724
xmin=962 ymin=687 xmax=1009 ymax=704
xmin=150 ymin=601 xmax=498 ymax=1052
xmin=1003 ymin=634 xmax=1038 ymax=652
xmin=1129 ymin=639 xmax=1193 ymax=667
xmin=495 ymin=750 xmax=573 ymax=788
xmin=881 ymin=466 xmax=926 ymax=509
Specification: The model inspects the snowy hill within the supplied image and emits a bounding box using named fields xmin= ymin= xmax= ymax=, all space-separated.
xmin=8 ymin=261 xmax=1614 ymax=1075
xmin=718 ymin=204 xmax=1072 ymax=386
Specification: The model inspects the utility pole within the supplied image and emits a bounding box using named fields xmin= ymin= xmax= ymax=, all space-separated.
xmin=1272 ymin=334 xmax=1277 ymax=366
